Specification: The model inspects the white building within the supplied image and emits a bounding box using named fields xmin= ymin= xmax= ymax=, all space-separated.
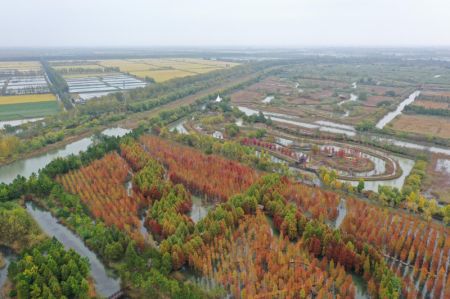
xmin=215 ymin=94 xmax=222 ymax=102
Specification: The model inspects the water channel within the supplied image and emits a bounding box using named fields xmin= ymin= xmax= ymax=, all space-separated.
xmin=26 ymin=202 xmax=121 ymax=297
xmin=375 ymin=90 xmax=420 ymax=129
xmin=0 ymin=246 xmax=15 ymax=293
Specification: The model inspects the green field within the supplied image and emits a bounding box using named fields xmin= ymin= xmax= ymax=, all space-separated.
xmin=0 ymin=101 xmax=59 ymax=121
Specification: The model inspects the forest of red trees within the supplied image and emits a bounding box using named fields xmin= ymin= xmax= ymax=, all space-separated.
xmin=140 ymin=135 xmax=260 ymax=202
xmin=341 ymin=198 xmax=450 ymax=298
xmin=57 ymin=153 xmax=146 ymax=245
xmin=193 ymin=211 xmax=356 ymax=298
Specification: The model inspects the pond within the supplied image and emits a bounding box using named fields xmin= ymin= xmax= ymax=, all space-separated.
xmin=26 ymin=202 xmax=121 ymax=297
xmin=375 ymin=90 xmax=420 ymax=129
xmin=0 ymin=127 xmax=130 ymax=184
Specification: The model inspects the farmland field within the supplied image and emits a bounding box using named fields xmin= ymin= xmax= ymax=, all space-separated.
xmin=0 ymin=60 xmax=58 ymax=121
xmin=0 ymin=93 xmax=55 ymax=105
xmin=98 ymin=58 xmax=238 ymax=82
xmin=412 ymin=100 xmax=450 ymax=110
xmin=129 ymin=69 xmax=195 ymax=82
xmin=390 ymin=114 xmax=450 ymax=139
xmin=0 ymin=60 xmax=41 ymax=71
xmin=0 ymin=100 xmax=59 ymax=121
xmin=423 ymin=155 xmax=450 ymax=204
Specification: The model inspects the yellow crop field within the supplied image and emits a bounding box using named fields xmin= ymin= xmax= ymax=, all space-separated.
xmin=130 ymin=70 xmax=195 ymax=82
xmin=0 ymin=61 xmax=41 ymax=70
xmin=0 ymin=93 xmax=56 ymax=105
xmin=95 ymin=58 xmax=239 ymax=82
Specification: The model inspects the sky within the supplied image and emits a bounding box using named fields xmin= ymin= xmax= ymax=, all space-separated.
xmin=2 ymin=0 xmax=450 ymax=48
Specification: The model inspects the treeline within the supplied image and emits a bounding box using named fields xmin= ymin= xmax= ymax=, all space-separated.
xmin=418 ymin=94 xmax=450 ymax=102
xmin=0 ymin=202 xmax=45 ymax=251
xmin=405 ymin=105 xmax=450 ymax=118
xmin=0 ymin=131 xmax=65 ymax=163
xmin=41 ymin=60 xmax=73 ymax=110
xmin=8 ymin=239 xmax=91 ymax=299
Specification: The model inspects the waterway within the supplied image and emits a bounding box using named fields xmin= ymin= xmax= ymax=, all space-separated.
xmin=337 ymin=93 xmax=358 ymax=117
xmin=375 ymin=91 xmax=420 ymax=129
xmin=0 ymin=127 xmax=130 ymax=184
xmin=237 ymin=106 xmax=356 ymax=136
xmin=345 ymin=155 xmax=415 ymax=192
xmin=26 ymin=202 xmax=121 ymax=297
xmin=0 ymin=246 xmax=15 ymax=293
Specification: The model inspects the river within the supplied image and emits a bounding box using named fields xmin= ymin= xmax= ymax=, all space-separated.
xmin=237 ymin=106 xmax=357 ymax=136
xmin=26 ymin=202 xmax=121 ymax=297
xmin=375 ymin=91 xmax=420 ymax=129
xmin=0 ymin=127 xmax=130 ymax=184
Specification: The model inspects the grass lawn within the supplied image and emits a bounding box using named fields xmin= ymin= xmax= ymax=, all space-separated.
xmin=0 ymin=101 xmax=59 ymax=121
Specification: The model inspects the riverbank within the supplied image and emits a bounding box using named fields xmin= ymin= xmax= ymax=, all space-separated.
xmin=0 ymin=129 xmax=93 ymax=168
